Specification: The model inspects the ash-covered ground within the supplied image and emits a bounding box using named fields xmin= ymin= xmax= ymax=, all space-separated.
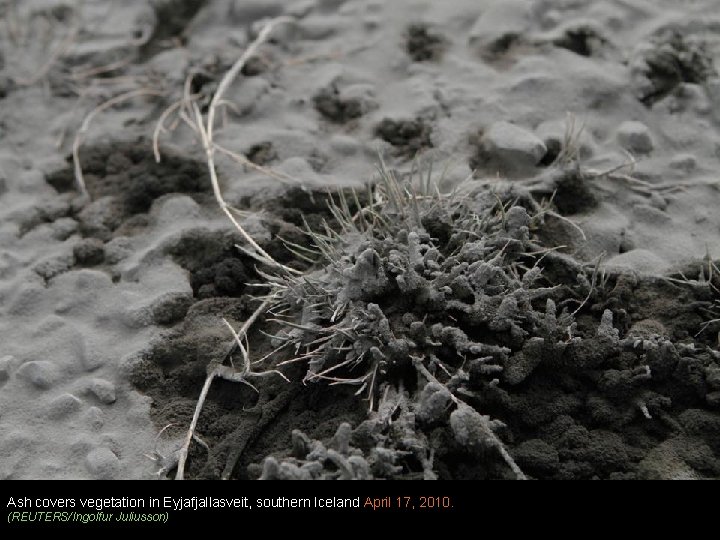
xmin=1 ymin=0 xmax=719 ymax=480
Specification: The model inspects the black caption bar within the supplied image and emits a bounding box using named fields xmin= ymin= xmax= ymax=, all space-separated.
xmin=0 ymin=481 xmax=706 ymax=530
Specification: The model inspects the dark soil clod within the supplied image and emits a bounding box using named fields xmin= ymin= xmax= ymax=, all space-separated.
xmin=553 ymin=25 xmax=608 ymax=57
xmin=313 ymin=85 xmax=366 ymax=124
xmin=73 ymin=238 xmax=105 ymax=266
xmin=245 ymin=141 xmax=277 ymax=166
xmin=166 ymin=229 xmax=253 ymax=299
xmin=406 ymin=23 xmax=446 ymax=62
xmin=633 ymin=29 xmax=717 ymax=107
xmin=549 ymin=168 xmax=599 ymax=215
xmin=45 ymin=141 xmax=210 ymax=239
xmin=140 ymin=0 xmax=206 ymax=59
xmin=375 ymin=117 xmax=433 ymax=156
xmin=241 ymin=55 xmax=271 ymax=77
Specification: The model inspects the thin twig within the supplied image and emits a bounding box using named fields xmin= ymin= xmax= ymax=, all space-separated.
xmin=175 ymin=300 xmax=271 ymax=480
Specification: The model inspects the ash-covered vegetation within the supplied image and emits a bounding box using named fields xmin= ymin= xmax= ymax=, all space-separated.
xmin=244 ymin=167 xmax=720 ymax=480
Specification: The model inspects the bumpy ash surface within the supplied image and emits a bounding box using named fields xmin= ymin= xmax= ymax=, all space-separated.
xmin=246 ymin=180 xmax=720 ymax=480
xmin=2 ymin=0 xmax=720 ymax=480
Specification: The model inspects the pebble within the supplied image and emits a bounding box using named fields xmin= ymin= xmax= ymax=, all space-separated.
xmin=84 ymin=406 xmax=105 ymax=430
xmin=616 ymin=121 xmax=653 ymax=154
xmin=104 ymin=236 xmax=133 ymax=264
xmin=154 ymin=195 xmax=201 ymax=226
xmin=73 ymin=238 xmax=105 ymax=266
xmin=329 ymin=134 xmax=361 ymax=156
xmin=16 ymin=361 xmax=61 ymax=389
xmin=89 ymin=378 xmax=116 ymax=404
xmin=51 ymin=217 xmax=78 ymax=241
xmin=85 ymin=447 xmax=120 ymax=479
xmin=0 ymin=355 xmax=14 ymax=382
xmin=483 ymin=121 xmax=547 ymax=172
xmin=151 ymin=292 xmax=193 ymax=325
xmin=33 ymin=253 xmax=75 ymax=280
xmin=669 ymin=153 xmax=697 ymax=172
xmin=46 ymin=393 xmax=83 ymax=419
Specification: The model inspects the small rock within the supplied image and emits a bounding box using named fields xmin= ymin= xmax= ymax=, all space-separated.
xmin=85 ymin=447 xmax=120 ymax=479
xmin=0 ymin=355 xmax=15 ymax=382
xmin=84 ymin=406 xmax=105 ymax=430
xmin=482 ymin=121 xmax=547 ymax=175
xmin=46 ymin=393 xmax=83 ymax=419
xmin=329 ymin=134 xmax=360 ymax=156
xmin=617 ymin=121 xmax=653 ymax=154
xmin=104 ymin=236 xmax=133 ymax=264
xmin=77 ymin=196 xmax=125 ymax=241
xmin=669 ymin=153 xmax=696 ymax=171
xmin=89 ymin=378 xmax=116 ymax=404
xmin=154 ymin=195 xmax=201 ymax=226
xmin=151 ymin=292 xmax=192 ymax=325
xmin=16 ymin=361 xmax=61 ymax=389
xmin=51 ymin=217 xmax=78 ymax=241
xmin=73 ymin=238 xmax=105 ymax=266
xmin=33 ymin=253 xmax=75 ymax=280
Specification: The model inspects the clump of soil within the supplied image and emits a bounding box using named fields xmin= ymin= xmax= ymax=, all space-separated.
xmin=140 ymin=0 xmax=206 ymax=58
xmin=536 ymin=167 xmax=599 ymax=216
xmin=245 ymin=141 xmax=277 ymax=166
xmin=406 ymin=23 xmax=446 ymax=62
xmin=166 ymin=229 xmax=256 ymax=299
xmin=375 ymin=118 xmax=433 ymax=156
xmin=553 ymin=25 xmax=609 ymax=58
xmin=46 ymin=141 xmax=209 ymax=210
xmin=632 ymin=29 xmax=717 ymax=107
xmin=45 ymin=141 xmax=210 ymax=238
xmin=313 ymin=85 xmax=366 ymax=124
xmin=241 ymin=55 xmax=271 ymax=77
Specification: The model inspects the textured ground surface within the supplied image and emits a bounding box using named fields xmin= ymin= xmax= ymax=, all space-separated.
xmin=1 ymin=0 xmax=719 ymax=479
